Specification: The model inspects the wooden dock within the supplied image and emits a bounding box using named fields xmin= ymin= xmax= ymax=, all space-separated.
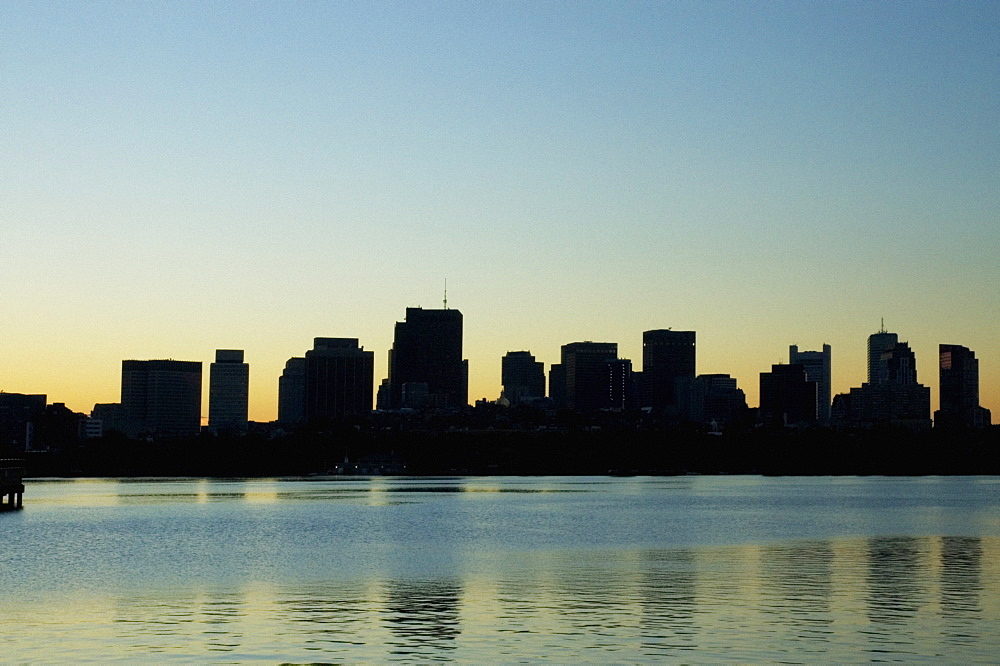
xmin=0 ymin=459 xmax=25 ymax=510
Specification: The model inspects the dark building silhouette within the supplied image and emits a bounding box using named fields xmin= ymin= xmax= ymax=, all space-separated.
xmin=759 ymin=364 xmax=817 ymax=427
xmin=277 ymin=357 xmax=306 ymax=425
xmin=548 ymin=363 xmax=567 ymax=409
xmin=935 ymin=344 xmax=991 ymax=428
xmin=555 ymin=342 xmax=619 ymax=412
xmin=121 ymin=360 xmax=202 ymax=438
xmin=606 ymin=358 xmax=636 ymax=411
xmin=676 ymin=374 xmax=748 ymax=426
xmin=790 ymin=344 xmax=831 ymax=424
xmin=641 ymin=330 xmax=695 ymax=409
xmin=868 ymin=327 xmax=898 ymax=385
xmin=280 ymin=339 xmax=374 ymax=424
xmin=209 ymin=349 xmax=249 ymax=433
xmin=90 ymin=402 xmax=126 ymax=436
xmin=501 ymin=351 xmax=545 ymax=405
xmin=304 ymin=338 xmax=374 ymax=420
xmin=837 ymin=335 xmax=931 ymax=431
xmin=387 ymin=307 xmax=468 ymax=409
xmin=0 ymin=392 xmax=47 ymax=451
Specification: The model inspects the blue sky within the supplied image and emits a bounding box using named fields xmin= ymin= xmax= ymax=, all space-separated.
xmin=2 ymin=1 xmax=998 ymax=420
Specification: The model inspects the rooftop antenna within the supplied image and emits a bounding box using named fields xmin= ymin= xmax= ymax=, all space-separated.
xmin=443 ymin=278 xmax=448 ymax=310
xmin=880 ymin=317 xmax=886 ymax=333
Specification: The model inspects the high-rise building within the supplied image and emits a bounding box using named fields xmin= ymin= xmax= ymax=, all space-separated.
xmin=558 ymin=342 xmax=619 ymax=412
xmin=0 ymin=392 xmax=46 ymax=451
xmin=936 ymin=344 xmax=991 ymax=428
xmin=676 ymin=374 xmax=748 ymax=426
xmin=209 ymin=349 xmax=249 ymax=433
xmin=121 ymin=360 xmax=202 ymax=438
xmin=501 ymin=351 xmax=545 ymax=405
xmin=304 ymin=338 xmax=374 ymax=420
xmin=838 ymin=334 xmax=931 ymax=431
xmin=641 ymin=330 xmax=696 ymax=409
xmin=759 ymin=364 xmax=817 ymax=427
xmin=868 ymin=326 xmax=898 ymax=385
xmin=277 ymin=357 xmax=306 ymax=425
xmin=387 ymin=307 xmax=468 ymax=409
xmin=790 ymin=344 xmax=831 ymax=423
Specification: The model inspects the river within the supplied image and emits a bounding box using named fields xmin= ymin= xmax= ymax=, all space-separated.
xmin=1 ymin=475 xmax=998 ymax=661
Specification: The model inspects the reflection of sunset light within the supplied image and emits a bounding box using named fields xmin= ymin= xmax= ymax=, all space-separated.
xmin=195 ymin=478 xmax=210 ymax=504
xmin=244 ymin=480 xmax=280 ymax=504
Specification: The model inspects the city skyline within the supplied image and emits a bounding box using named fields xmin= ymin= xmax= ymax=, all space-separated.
xmin=2 ymin=2 xmax=997 ymax=421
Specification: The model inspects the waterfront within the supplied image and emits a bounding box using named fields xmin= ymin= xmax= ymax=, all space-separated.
xmin=1 ymin=476 xmax=998 ymax=661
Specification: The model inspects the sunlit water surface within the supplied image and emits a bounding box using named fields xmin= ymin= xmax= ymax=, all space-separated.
xmin=2 ymin=476 xmax=999 ymax=662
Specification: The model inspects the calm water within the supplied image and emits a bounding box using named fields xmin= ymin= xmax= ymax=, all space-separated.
xmin=1 ymin=475 xmax=999 ymax=662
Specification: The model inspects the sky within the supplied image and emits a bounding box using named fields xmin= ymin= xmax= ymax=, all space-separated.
xmin=2 ymin=1 xmax=998 ymax=423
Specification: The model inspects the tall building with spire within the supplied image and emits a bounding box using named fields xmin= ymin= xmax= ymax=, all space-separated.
xmin=387 ymin=307 xmax=468 ymax=409
xmin=867 ymin=322 xmax=898 ymax=385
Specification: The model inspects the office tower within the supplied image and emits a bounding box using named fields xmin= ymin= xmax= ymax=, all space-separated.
xmin=936 ymin=344 xmax=991 ymax=428
xmin=209 ymin=349 xmax=249 ymax=433
xmin=606 ymin=358 xmax=635 ymax=411
xmin=641 ymin=330 xmax=696 ymax=409
xmin=759 ymin=364 xmax=818 ymax=427
xmin=676 ymin=374 xmax=748 ymax=426
xmin=844 ymin=337 xmax=931 ymax=431
xmin=91 ymin=403 xmax=126 ymax=435
xmin=501 ymin=351 xmax=545 ymax=405
xmin=388 ymin=307 xmax=468 ymax=409
xmin=548 ymin=363 xmax=567 ymax=409
xmin=558 ymin=342 xmax=619 ymax=412
xmin=868 ymin=326 xmax=898 ymax=385
xmin=278 ymin=357 xmax=306 ymax=425
xmin=304 ymin=338 xmax=374 ymax=419
xmin=0 ymin=392 xmax=47 ymax=451
xmin=121 ymin=360 xmax=202 ymax=438
xmin=790 ymin=344 xmax=832 ymax=423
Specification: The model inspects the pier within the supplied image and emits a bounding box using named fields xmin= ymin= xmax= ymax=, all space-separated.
xmin=0 ymin=459 xmax=25 ymax=510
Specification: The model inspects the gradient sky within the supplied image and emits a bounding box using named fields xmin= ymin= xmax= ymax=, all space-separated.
xmin=2 ymin=1 xmax=998 ymax=422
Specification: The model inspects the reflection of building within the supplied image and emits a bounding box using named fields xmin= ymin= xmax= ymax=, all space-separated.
xmin=790 ymin=344 xmax=831 ymax=424
xmin=759 ymin=364 xmax=817 ymax=427
xmin=209 ymin=349 xmax=249 ymax=433
xmin=641 ymin=330 xmax=695 ymax=409
xmin=501 ymin=351 xmax=545 ymax=405
xmin=835 ymin=332 xmax=931 ymax=431
xmin=121 ymin=359 xmax=202 ymax=438
xmin=387 ymin=308 xmax=468 ymax=409
xmin=935 ymin=344 xmax=991 ymax=428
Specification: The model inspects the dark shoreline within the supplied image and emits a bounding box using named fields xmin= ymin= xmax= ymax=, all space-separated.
xmin=11 ymin=424 xmax=999 ymax=479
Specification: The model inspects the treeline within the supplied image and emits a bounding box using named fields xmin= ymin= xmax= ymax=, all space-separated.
xmin=11 ymin=420 xmax=1000 ymax=478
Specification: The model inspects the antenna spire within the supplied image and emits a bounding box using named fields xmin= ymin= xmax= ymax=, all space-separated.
xmin=443 ymin=279 xmax=448 ymax=310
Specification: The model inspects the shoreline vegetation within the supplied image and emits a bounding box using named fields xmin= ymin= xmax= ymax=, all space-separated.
xmin=7 ymin=413 xmax=998 ymax=479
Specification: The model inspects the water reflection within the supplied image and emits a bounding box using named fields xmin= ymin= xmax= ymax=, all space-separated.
xmin=384 ymin=580 xmax=462 ymax=656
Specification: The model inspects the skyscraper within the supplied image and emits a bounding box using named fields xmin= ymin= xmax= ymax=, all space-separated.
xmin=387 ymin=307 xmax=468 ymax=409
xmin=789 ymin=344 xmax=831 ymax=424
xmin=838 ymin=334 xmax=931 ymax=431
xmin=304 ymin=338 xmax=374 ymax=420
xmin=759 ymin=364 xmax=817 ymax=427
xmin=501 ymin=351 xmax=545 ymax=405
xmin=277 ymin=357 xmax=306 ymax=425
xmin=867 ymin=326 xmax=898 ymax=385
xmin=209 ymin=349 xmax=249 ymax=433
xmin=936 ymin=344 xmax=991 ymax=428
xmin=557 ymin=341 xmax=619 ymax=412
xmin=641 ymin=330 xmax=695 ymax=409
xmin=121 ymin=359 xmax=202 ymax=438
